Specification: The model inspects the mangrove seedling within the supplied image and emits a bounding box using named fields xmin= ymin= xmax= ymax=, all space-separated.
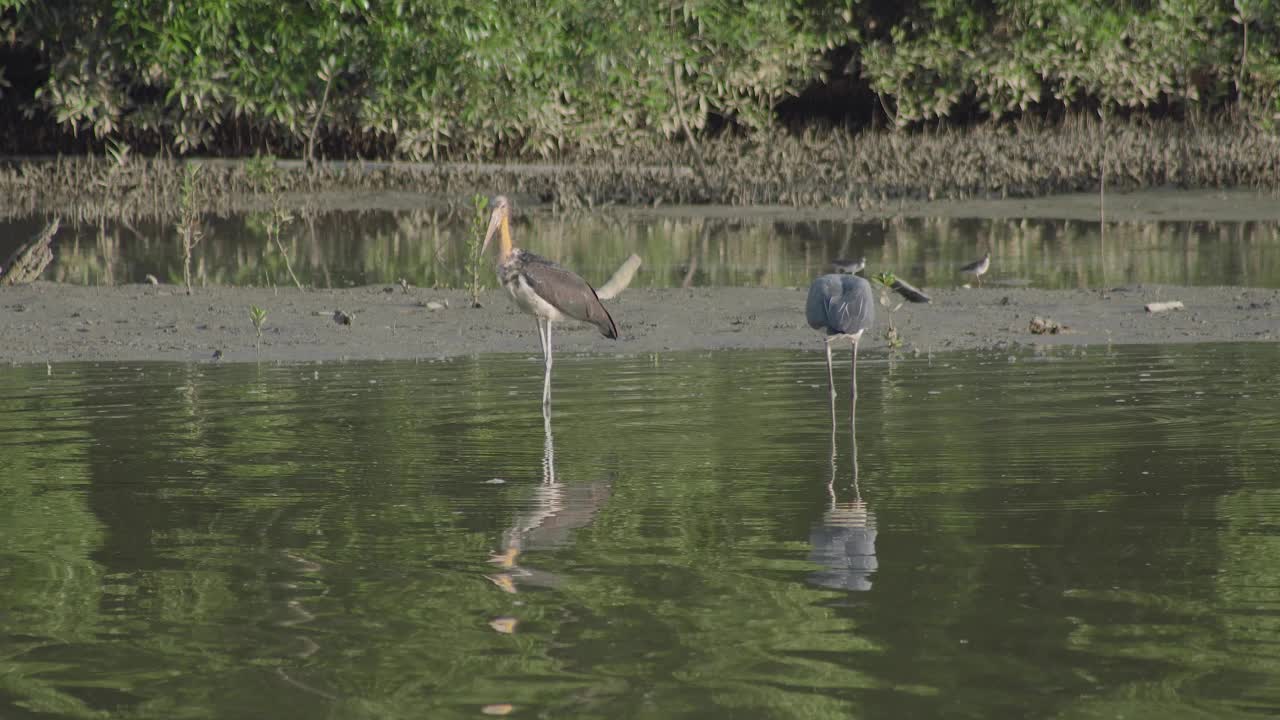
xmin=177 ymin=163 xmax=203 ymax=295
xmin=249 ymin=305 xmax=267 ymax=354
xmin=871 ymin=271 xmax=905 ymax=352
xmin=465 ymin=193 xmax=489 ymax=308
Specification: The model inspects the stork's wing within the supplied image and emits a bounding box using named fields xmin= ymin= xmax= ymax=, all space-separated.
xmin=521 ymin=256 xmax=619 ymax=339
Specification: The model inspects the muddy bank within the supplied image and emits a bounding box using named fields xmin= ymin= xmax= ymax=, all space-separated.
xmin=4 ymin=121 xmax=1279 ymax=221
xmin=2 ymin=282 xmax=1275 ymax=365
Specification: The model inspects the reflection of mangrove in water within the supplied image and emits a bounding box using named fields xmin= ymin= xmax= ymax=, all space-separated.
xmin=4 ymin=210 xmax=1279 ymax=290
xmin=487 ymin=405 xmax=613 ymax=595
xmin=808 ymin=400 xmax=878 ymax=593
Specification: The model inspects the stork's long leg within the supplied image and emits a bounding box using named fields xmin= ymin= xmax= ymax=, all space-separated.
xmin=542 ymin=401 xmax=555 ymax=485
xmin=535 ymin=318 xmax=548 ymax=358
xmin=542 ymin=321 xmax=554 ymax=406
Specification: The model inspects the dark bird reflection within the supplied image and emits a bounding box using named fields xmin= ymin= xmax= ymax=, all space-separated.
xmin=808 ymin=394 xmax=878 ymax=592
xmin=487 ymin=404 xmax=613 ymax=594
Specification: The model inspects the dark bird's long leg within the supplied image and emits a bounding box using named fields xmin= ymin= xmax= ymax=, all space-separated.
xmin=824 ymin=339 xmax=836 ymax=400
xmin=850 ymin=335 xmax=860 ymax=421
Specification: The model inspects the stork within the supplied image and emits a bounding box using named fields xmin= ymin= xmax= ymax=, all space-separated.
xmin=806 ymin=263 xmax=875 ymax=414
xmin=481 ymin=196 xmax=619 ymax=405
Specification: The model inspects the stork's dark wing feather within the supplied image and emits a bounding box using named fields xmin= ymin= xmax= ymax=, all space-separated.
xmin=520 ymin=254 xmax=619 ymax=339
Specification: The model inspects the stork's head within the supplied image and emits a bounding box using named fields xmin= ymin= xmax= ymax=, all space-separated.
xmin=481 ymin=195 xmax=513 ymax=259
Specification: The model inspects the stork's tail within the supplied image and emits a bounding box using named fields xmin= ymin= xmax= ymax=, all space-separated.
xmin=593 ymin=300 xmax=619 ymax=339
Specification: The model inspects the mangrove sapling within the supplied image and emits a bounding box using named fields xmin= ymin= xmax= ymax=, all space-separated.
xmin=465 ymin=194 xmax=489 ymax=308
xmin=265 ymin=202 xmax=301 ymax=290
xmin=249 ymin=305 xmax=267 ymax=354
xmin=872 ymin=271 xmax=905 ymax=352
xmin=178 ymin=163 xmax=203 ymax=295
xmin=247 ymin=155 xmax=303 ymax=290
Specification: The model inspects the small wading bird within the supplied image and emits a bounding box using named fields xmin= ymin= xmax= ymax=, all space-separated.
xmin=960 ymin=250 xmax=991 ymax=287
xmin=807 ymin=262 xmax=875 ymax=412
xmin=481 ymin=196 xmax=619 ymax=405
xmin=832 ymin=256 xmax=866 ymax=275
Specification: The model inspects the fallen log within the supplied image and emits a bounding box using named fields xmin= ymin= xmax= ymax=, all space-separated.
xmin=891 ymin=277 xmax=932 ymax=303
xmin=1 ymin=218 xmax=59 ymax=285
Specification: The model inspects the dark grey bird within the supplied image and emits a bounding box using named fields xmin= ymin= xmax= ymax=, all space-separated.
xmin=806 ymin=266 xmax=875 ymax=409
xmin=481 ymin=196 xmax=619 ymax=405
xmin=960 ymin=250 xmax=991 ymax=287
xmin=832 ymin=256 xmax=866 ymax=275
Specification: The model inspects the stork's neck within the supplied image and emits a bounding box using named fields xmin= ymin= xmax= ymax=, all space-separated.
xmin=497 ymin=216 xmax=514 ymax=262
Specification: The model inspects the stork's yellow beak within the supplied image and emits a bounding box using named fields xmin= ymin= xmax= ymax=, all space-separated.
xmin=480 ymin=196 xmax=510 ymax=255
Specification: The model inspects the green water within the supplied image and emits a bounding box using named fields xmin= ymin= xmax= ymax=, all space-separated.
xmin=2 ymin=345 xmax=1280 ymax=718
xmin=4 ymin=211 xmax=1279 ymax=289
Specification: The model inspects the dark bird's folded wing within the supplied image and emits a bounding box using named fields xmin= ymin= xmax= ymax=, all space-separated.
xmin=807 ymin=274 xmax=874 ymax=335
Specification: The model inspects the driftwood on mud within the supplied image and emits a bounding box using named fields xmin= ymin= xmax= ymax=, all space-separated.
xmin=1144 ymin=300 xmax=1184 ymax=314
xmin=1 ymin=218 xmax=59 ymax=285
xmin=891 ymin=277 xmax=932 ymax=304
xmin=596 ymin=254 xmax=643 ymax=301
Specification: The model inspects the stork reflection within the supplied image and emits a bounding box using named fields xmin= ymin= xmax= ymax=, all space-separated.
xmin=808 ymin=392 xmax=878 ymax=592
xmin=487 ymin=404 xmax=612 ymax=594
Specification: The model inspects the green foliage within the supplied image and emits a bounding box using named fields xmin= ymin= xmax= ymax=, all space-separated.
xmin=465 ymin=194 xmax=489 ymax=308
xmin=871 ymin=271 xmax=896 ymax=288
xmin=862 ymin=0 xmax=1280 ymax=126
xmin=5 ymin=1 xmax=1280 ymax=158
xmin=3 ymin=0 xmax=853 ymax=159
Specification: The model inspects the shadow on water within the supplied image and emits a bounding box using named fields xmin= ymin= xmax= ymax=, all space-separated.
xmin=3 ymin=210 xmax=1280 ymax=289
xmin=2 ymin=345 xmax=1280 ymax=717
